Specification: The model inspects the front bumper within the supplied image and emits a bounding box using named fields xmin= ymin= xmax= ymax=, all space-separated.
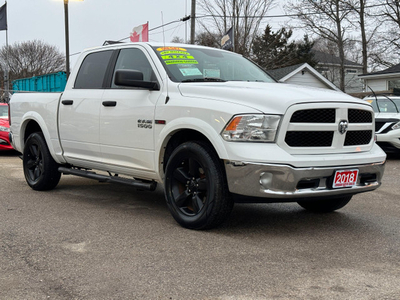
xmin=0 ymin=132 xmax=13 ymax=150
xmin=376 ymin=130 xmax=400 ymax=152
xmin=224 ymin=160 xmax=385 ymax=200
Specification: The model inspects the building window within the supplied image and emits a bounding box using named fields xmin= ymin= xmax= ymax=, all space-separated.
xmin=346 ymin=69 xmax=358 ymax=74
xmin=388 ymin=79 xmax=400 ymax=90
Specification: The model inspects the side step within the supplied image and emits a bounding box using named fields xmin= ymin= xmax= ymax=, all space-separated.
xmin=58 ymin=167 xmax=157 ymax=191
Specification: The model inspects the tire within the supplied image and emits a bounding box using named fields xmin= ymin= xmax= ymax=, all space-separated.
xmin=164 ymin=141 xmax=233 ymax=230
xmin=23 ymin=132 xmax=61 ymax=191
xmin=297 ymin=195 xmax=352 ymax=213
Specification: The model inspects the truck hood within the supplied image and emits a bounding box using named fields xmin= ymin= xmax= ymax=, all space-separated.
xmin=375 ymin=112 xmax=400 ymax=120
xmin=178 ymin=82 xmax=367 ymax=114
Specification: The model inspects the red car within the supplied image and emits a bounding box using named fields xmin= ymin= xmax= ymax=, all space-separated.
xmin=0 ymin=103 xmax=13 ymax=151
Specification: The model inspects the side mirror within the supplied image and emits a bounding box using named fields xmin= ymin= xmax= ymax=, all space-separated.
xmin=114 ymin=69 xmax=160 ymax=91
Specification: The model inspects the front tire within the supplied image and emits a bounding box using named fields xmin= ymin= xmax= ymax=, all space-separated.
xmin=164 ymin=141 xmax=233 ymax=230
xmin=23 ymin=132 xmax=61 ymax=191
xmin=297 ymin=195 xmax=352 ymax=213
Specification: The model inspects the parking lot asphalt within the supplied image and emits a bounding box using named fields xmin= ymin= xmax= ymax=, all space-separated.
xmin=1 ymin=150 xmax=399 ymax=299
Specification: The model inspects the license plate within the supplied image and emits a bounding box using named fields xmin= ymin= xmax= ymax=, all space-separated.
xmin=333 ymin=169 xmax=359 ymax=188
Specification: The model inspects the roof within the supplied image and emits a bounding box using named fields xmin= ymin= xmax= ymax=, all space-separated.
xmin=359 ymin=63 xmax=400 ymax=78
xmin=267 ymin=63 xmax=340 ymax=91
xmin=267 ymin=63 xmax=304 ymax=81
xmin=312 ymin=50 xmax=362 ymax=68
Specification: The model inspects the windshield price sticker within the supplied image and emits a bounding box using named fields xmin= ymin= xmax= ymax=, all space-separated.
xmin=333 ymin=169 xmax=359 ymax=188
xmin=157 ymin=47 xmax=198 ymax=65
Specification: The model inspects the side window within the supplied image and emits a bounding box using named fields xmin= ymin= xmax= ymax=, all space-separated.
xmin=112 ymin=48 xmax=156 ymax=88
xmin=74 ymin=50 xmax=113 ymax=89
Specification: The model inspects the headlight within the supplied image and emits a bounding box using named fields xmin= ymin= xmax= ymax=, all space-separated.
xmin=0 ymin=126 xmax=9 ymax=132
xmin=392 ymin=121 xmax=400 ymax=130
xmin=221 ymin=114 xmax=281 ymax=142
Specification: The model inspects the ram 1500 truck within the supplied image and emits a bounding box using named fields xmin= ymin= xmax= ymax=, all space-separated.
xmin=9 ymin=43 xmax=386 ymax=229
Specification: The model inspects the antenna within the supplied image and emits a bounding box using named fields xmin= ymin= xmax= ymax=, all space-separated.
xmin=161 ymin=11 xmax=170 ymax=104
xmin=368 ymin=86 xmax=380 ymax=113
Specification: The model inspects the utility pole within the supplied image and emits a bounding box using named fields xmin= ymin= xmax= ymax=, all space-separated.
xmin=64 ymin=0 xmax=70 ymax=78
xmin=190 ymin=0 xmax=196 ymax=44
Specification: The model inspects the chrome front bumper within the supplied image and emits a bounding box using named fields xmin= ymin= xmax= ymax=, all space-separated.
xmin=224 ymin=160 xmax=385 ymax=200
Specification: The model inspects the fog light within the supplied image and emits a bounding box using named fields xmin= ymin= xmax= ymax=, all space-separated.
xmin=260 ymin=172 xmax=273 ymax=189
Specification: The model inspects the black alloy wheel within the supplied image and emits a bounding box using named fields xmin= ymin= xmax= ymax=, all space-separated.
xmin=164 ymin=141 xmax=233 ymax=230
xmin=23 ymin=132 xmax=61 ymax=190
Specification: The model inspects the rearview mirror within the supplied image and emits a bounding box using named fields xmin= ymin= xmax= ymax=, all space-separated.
xmin=114 ymin=69 xmax=160 ymax=91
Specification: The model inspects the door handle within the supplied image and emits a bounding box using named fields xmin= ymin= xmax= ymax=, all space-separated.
xmin=102 ymin=101 xmax=117 ymax=107
xmin=61 ymin=100 xmax=73 ymax=105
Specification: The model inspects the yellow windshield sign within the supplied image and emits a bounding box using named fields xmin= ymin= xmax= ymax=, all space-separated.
xmin=160 ymin=50 xmax=189 ymax=55
xmin=157 ymin=47 xmax=198 ymax=65
xmin=162 ymin=55 xmax=195 ymax=60
xmin=157 ymin=47 xmax=187 ymax=52
xmin=165 ymin=59 xmax=199 ymax=65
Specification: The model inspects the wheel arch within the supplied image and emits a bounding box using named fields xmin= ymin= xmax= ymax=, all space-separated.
xmin=19 ymin=113 xmax=65 ymax=164
xmin=157 ymin=123 xmax=228 ymax=181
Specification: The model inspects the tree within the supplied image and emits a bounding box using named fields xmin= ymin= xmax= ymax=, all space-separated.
xmin=344 ymin=0 xmax=384 ymax=73
xmin=376 ymin=0 xmax=400 ymax=66
xmin=0 ymin=40 xmax=65 ymax=92
xmin=251 ymin=25 xmax=316 ymax=70
xmin=286 ymin=0 xmax=353 ymax=91
xmin=171 ymin=36 xmax=185 ymax=43
xmin=197 ymin=0 xmax=275 ymax=56
xmin=194 ymin=31 xmax=221 ymax=48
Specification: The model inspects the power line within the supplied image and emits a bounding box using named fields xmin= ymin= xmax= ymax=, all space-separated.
xmin=68 ymin=2 xmax=388 ymax=58
xmin=117 ymin=16 xmax=190 ymax=42
xmin=69 ymin=16 xmax=191 ymax=57
xmin=196 ymin=3 xmax=388 ymax=19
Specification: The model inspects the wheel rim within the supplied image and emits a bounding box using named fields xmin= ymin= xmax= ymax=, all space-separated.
xmin=170 ymin=157 xmax=209 ymax=216
xmin=25 ymin=143 xmax=44 ymax=183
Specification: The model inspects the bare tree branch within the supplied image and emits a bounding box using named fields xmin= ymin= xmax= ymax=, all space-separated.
xmin=0 ymin=40 xmax=65 ymax=90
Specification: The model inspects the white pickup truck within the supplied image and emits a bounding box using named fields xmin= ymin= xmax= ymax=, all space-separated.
xmin=9 ymin=43 xmax=386 ymax=229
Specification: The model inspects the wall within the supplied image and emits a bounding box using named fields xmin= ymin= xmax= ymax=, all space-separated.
xmin=285 ymin=71 xmax=331 ymax=89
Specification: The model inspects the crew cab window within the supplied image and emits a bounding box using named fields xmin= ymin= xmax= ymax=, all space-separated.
xmin=112 ymin=48 xmax=156 ymax=88
xmin=74 ymin=50 xmax=113 ymax=89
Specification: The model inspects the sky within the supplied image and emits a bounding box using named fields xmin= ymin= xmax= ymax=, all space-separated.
xmin=0 ymin=0 xmax=289 ymax=69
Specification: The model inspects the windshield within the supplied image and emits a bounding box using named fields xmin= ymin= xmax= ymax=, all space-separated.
xmin=152 ymin=46 xmax=274 ymax=83
xmin=365 ymin=97 xmax=400 ymax=113
xmin=0 ymin=105 xmax=8 ymax=117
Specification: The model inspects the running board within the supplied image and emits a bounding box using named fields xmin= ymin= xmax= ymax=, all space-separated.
xmin=58 ymin=167 xmax=157 ymax=191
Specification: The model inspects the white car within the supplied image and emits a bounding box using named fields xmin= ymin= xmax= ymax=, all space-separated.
xmin=364 ymin=95 xmax=400 ymax=153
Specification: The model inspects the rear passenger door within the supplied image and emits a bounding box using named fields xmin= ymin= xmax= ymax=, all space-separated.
xmin=59 ymin=50 xmax=114 ymax=165
xmin=100 ymin=47 xmax=162 ymax=174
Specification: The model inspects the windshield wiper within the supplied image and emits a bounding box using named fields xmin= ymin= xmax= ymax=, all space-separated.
xmin=182 ymin=77 xmax=227 ymax=83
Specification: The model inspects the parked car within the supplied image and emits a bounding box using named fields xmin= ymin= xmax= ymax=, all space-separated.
xmin=0 ymin=103 xmax=13 ymax=151
xmin=364 ymin=95 xmax=400 ymax=153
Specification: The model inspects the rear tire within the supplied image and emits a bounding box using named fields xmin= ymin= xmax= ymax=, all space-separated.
xmin=164 ymin=141 xmax=233 ymax=230
xmin=23 ymin=132 xmax=61 ymax=191
xmin=297 ymin=195 xmax=352 ymax=213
